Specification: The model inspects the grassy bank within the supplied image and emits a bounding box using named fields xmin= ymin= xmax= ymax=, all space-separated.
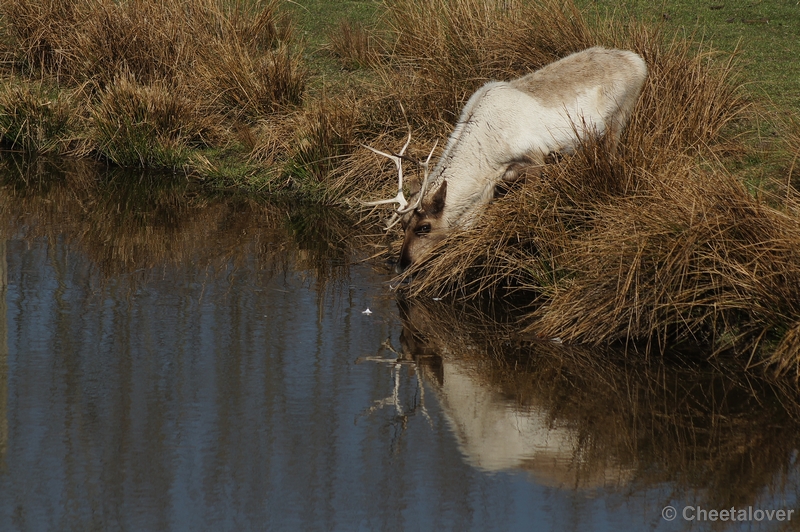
xmin=581 ymin=0 xmax=800 ymax=109
xmin=2 ymin=0 xmax=800 ymax=378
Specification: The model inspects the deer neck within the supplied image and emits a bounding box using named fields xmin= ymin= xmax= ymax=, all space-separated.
xmin=428 ymin=149 xmax=502 ymax=229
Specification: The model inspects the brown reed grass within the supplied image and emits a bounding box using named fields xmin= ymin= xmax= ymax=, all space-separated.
xmin=325 ymin=20 xmax=382 ymax=70
xmin=286 ymin=95 xmax=361 ymax=189
xmin=195 ymin=41 xmax=306 ymax=119
xmin=247 ymin=92 xmax=369 ymax=199
xmin=0 ymin=80 xmax=77 ymax=154
xmin=90 ymin=72 xmax=215 ymax=169
xmin=528 ymin=162 xmax=800 ymax=350
xmin=0 ymin=0 xmax=305 ymax=165
xmin=784 ymin=115 xmax=800 ymax=192
xmin=1 ymin=0 xmax=297 ymax=86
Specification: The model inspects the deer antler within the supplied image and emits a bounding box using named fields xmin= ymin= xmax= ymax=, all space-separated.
xmin=397 ymin=140 xmax=437 ymax=215
xmin=362 ymin=131 xmax=414 ymax=229
xmin=361 ymin=131 xmax=412 ymax=207
xmin=363 ymin=128 xmax=441 ymax=230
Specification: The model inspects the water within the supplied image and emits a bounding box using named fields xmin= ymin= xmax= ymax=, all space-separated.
xmin=1 ymin=158 xmax=800 ymax=531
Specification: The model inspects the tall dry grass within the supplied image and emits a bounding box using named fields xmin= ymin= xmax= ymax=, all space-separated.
xmin=1 ymin=0 xmax=299 ymax=87
xmin=90 ymin=73 xmax=213 ymax=169
xmin=325 ymin=20 xmax=382 ymax=70
xmin=0 ymin=0 xmax=306 ymax=165
xmin=525 ymin=160 xmax=800 ymax=354
xmin=0 ymin=80 xmax=77 ymax=154
xmin=247 ymin=92 xmax=370 ymax=200
xmin=784 ymin=115 xmax=800 ymax=192
xmin=195 ymin=41 xmax=305 ymax=119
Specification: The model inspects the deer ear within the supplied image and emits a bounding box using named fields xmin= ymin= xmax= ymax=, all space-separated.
xmin=430 ymin=180 xmax=447 ymax=214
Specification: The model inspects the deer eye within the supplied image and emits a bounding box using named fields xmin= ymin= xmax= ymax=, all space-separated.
xmin=415 ymin=223 xmax=431 ymax=236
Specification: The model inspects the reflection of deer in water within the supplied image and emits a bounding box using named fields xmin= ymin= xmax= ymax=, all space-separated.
xmin=364 ymin=299 xmax=800 ymax=505
xmin=385 ymin=298 xmax=632 ymax=488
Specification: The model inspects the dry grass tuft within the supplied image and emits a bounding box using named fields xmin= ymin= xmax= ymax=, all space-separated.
xmin=1 ymin=0 xmax=299 ymax=88
xmin=784 ymin=115 xmax=800 ymax=192
xmin=326 ymin=20 xmax=382 ymax=70
xmin=91 ymin=73 xmax=210 ymax=169
xmin=287 ymin=96 xmax=361 ymax=185
xmin=527 ymin=165 xmax=800 ymax=352
xmin=0 ymin=80 xmax=77 ymax=154
xmin=247 ymin=93 xmax=369 ymax=199
xmin=399 ymin=125 xmax=800 ymax=375
xmin=771 ymin=321 xmax=800 ymax=377
xmin=0 ymin=0 xmax=305 ymax=163
xmin=613 ymin=29 xmax=749 ymax=169
xmin=195 ymin=41 xmax=306 ymax=120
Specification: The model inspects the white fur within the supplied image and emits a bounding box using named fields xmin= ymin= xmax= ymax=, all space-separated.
xmin=424 ymin=47 xmax=648 ymax=229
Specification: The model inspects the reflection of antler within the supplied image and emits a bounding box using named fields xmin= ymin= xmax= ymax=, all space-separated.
xmin=415 ymin=364 xmax=433 ymax=426
xmin=356 ymin=338 xmax=432 ymax=427
xmin=361 ymin=360 xmax=406 ymax=418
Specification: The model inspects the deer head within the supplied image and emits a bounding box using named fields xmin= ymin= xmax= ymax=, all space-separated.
xmin=363 ymin=136 xmax=440 ymax=270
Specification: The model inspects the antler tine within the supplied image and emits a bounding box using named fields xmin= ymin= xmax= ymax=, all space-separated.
xmin=423 ymin=139 xmax=438 ymax=166
xmin=361 ymin=130 xmax=415 ymax=230
xmin=397 ymin=140 xmax=438 ymax=215
xmin=385 ymin=212 xmax=402 ymax=230
xmin=398 ymin=128 xmax=412 ymax=157
xmin=360 ymin=137 xmax=410 ymax=210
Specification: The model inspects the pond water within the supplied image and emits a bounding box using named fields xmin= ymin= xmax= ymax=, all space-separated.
xmin=1 ymin=157 xmax=800 ymax=532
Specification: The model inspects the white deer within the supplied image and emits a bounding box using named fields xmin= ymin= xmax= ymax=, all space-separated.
xmin=365 ymin=46 xmax=648 ymax=270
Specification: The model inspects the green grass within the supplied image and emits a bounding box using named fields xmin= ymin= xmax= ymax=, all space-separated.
xmin=579 ymin=0 xmax=800 ymax=109
xmin=286 ymin=0 xmax=380 ymax=47
xmin=283 ymin=0 xmax=382 ymax=85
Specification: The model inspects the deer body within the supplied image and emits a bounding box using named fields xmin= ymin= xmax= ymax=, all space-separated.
xmin=427 ymin=80 xmax=611 ymax=227
xmin=369 ymin=47 xmax=648 ymax=270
